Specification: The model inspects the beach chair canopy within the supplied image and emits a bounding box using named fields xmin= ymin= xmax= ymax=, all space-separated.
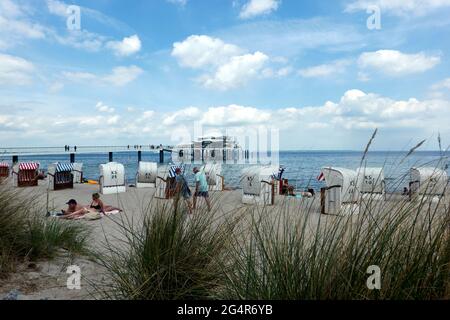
xmin=242 ymin=165 xmax=279 ymax=195
xmin=55 ymin=162 xmax=74 ymax=172
xmin=137 ymin=162 xmax=157 ymax=183
xmin=18 ymin=162 xmax=39 ymax=170
xmin=0 ymin=162 xmax=9 ymax=168
xmin=410 ymin=167 xmax=448 ymax=195
xmin=100 ymin=162 xmax=125 ymax=187
xmin=320 ymin=167 xmax=358 ymax=202
xmin=168 ymin=164 xmax=186 ymax=178
xmin=357 ymin=167 xmax=384 ymax=193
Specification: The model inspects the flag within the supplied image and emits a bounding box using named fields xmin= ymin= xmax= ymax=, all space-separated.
xmin=317 ymin=172 xmax=325 ymax=181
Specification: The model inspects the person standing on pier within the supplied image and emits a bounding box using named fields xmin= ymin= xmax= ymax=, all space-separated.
xmin=74 ymin=146 xmax=77 ymax=152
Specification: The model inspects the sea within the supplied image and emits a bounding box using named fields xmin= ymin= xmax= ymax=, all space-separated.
xmin=1 ymin=150 xmax=449 ymax=193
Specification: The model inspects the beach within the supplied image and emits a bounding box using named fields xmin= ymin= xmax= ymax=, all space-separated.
xmin=0 ymin=179 xmax=314 ymax=300
xmin=1 ymin=174 xmax=448 ymax=300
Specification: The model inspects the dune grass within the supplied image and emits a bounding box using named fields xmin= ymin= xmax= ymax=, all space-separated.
xmin=221 ymin=192 xmax=449 ymax=300
xmin=0 ymin=180 xmax=90 ymax=279
xmin=93 ymin=195 xmax=240 ymax=300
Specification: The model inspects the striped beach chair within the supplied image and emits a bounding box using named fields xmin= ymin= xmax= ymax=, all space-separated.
xmin=0 ymin=162 xmax=10 ymax=180
xmin=12 ymin=162 xmax=39 ymax=187
xmin=155 ymin=164 xmax=186 ymax=199
xmin=48 ymin=162 xmax=74 ymax=190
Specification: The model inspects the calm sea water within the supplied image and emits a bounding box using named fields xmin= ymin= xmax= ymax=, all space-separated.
xmin=1 ymin=151 xmax=448 ymax=193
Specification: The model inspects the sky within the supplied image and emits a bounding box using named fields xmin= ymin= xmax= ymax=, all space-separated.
xmin=1 ymin=0 xmax=450 ymax=150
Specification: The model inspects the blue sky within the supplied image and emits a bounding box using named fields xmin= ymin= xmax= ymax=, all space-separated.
xmin=1 ymin=0 xmax=450 ymax=150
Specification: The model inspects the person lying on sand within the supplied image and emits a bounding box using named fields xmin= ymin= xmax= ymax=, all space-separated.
xmin=61 ymin=199 xmax=89 ymax=219
xmin=89 ymin=193 xmax=121 ymax=214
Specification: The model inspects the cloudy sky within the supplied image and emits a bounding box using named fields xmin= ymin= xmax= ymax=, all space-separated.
xmin=1 ymin=0 xmax=450 ymax=150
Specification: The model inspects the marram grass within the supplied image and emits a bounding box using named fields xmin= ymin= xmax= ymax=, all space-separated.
xmin=0 ymin=180 xmax=90 ymax=278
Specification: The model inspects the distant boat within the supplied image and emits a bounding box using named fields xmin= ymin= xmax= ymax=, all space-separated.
xmin=171 ymin=136 xmax=244 ymax=163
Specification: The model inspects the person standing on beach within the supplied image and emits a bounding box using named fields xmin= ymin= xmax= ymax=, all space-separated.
xmin=193 ymin=167 xmax=211 ymax=211
xmin=174 ymin=168 xmax=193 ymax=214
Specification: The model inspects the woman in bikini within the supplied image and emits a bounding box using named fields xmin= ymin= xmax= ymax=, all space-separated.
xmin=90 ymin=193 xmax=105 ymax=213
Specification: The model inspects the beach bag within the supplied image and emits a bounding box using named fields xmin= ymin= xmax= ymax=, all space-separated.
xmin=83 ymin=209 xmax=102 ymax=221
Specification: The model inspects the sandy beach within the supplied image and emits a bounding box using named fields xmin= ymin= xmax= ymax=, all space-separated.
xmin=0 ymin=176 xmax=447 ymax=300
xmin=0 ymin=178 xmax=317 ymax=300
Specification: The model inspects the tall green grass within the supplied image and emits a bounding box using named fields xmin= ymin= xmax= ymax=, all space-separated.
xmin=221 ymin=193 xmax=449 ymax=299
xmin=94 ymin=132 xmax=449 ymax=300
xmin=0 ymin=180 xmax=90 ymax=278
xmin=94 ymin=198 xmax=239 ymax=300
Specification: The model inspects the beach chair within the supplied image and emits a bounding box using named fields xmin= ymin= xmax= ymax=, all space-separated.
xmin=155 ymin=164 xmax=185 ymax=199
xmin=136 ymin=161 xmax=157 ymax=188
xmin=356 ymin=167 xmax=385 ymax=200
xmin=409 ymin=167 xmax=448 ymax=201
xmin=319 ymin=167 xmax=359 ymax=215
xmin=0 ymin=162 xmax=10 ymax=181
xmin=12 ymin=162 xmax=39 ymax=187
xmin=47 ymin=163 xmax=74 ymax=191
xmin=241 ymin=166 xmax=278 ymax=205
xmin=203 ymin=163 xmax=224 ymax=191
xmin=71 ymin=163 xmax=83 ymax=184
xmin=99 ymin=162 xmax=126 ymax=195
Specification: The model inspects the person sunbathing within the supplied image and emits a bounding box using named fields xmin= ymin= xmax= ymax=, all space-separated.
xmin=89 ymin=193 xmax=121 ymax=214
xmin=62 ymin=199 xmax=88 ymax=219
xmin=90 ymin=193 xmax=105 ymax=213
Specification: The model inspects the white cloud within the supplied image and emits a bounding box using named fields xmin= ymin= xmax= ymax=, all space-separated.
xmin=239 ymin=0 xmax=280 ymax=19
xmin=95 ymin=102 xmax=115 ymax=113
xmin=0 ymin=0 xmax=46 ymax=49
xmin=172 ymin=35 xmax=271 ymax=90
xmin=103 ymin=65 xmax=143 ymax=86
xmin=162 ymin=107 xmax=201 ymax=126
xmin=1 ymin=90 xmax=449 ymax=148
xmin=106 ymin=35 xmax=142 ymax=56
xmin=0 ymin=53 xmax=34 ymax=85
xmin=358 ymin=50 xmax=440 ymax=76
xmin=172 ymin=35 xmax=243 ymax=69
xmin=46 ymin=0 xmax=68 ymax=16
xmin=431 ymin=78 xmax=450 ymax=91
xmin=345 ymin=0 xmax=450 ymax=16
xmin=201 ymin=104 xmax=271 ymax=126
xmin=63 ymin=65 xmax=143 ymax=87
xmin=299 ymin=59 xmax=351 ymax=78
xmin=52 ymin=29 xmax=105 ymax=52
xmin=200 ymin=51 xmax=269 ymax=90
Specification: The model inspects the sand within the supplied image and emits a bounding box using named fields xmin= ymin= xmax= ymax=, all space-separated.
xmin=1 ymin=178 xmax=447 ymax=300
xmin=1 ymin=179 xmax=310 ymax=300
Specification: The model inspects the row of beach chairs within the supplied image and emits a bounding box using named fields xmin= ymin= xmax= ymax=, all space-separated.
xmin=0 ymin=161 xmax=224 ymax=199
xmin=1 ymin=161 xmax=447 ymax=213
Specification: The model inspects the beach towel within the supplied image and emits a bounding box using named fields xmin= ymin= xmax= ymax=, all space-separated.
xmin=83 ymin=210 xmax=102 ymax=220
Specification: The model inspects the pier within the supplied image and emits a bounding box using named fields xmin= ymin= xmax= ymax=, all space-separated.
xmin=0 ymin=145 xmax=174 ymax=164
